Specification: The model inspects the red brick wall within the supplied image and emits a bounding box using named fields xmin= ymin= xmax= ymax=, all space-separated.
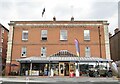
xmin=7 ymin=21 xmax=107 ymax=75
xmin=0 ymin=24 xmax=9 ymax=75
xmin=11 ymin=21 xmax=106 ymax=60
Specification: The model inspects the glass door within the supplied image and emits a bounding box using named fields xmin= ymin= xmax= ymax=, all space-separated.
xmin=59 ymin=63 xmax=64 ymax=76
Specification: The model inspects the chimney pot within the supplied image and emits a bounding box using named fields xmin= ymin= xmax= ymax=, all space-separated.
xmin=53 ymin=16 xmax=56 ymax=21
xmin=71 ymin=16 xmax=74 ymax=21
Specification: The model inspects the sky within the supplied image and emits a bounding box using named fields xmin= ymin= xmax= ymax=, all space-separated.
xmin=0 ymin=0 xmax=119 ymax=34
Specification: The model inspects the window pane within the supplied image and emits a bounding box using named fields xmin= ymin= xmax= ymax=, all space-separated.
xmin=85 ymin=47 xmax=90 ymax=57
xmin=21 ymin=47 xmax=27 ymax=57
xmin=84 ymin=30 xmax=90 ymax=40
xmin=60 ymin=30 xmax=67 ymax=40
xmin=2 ymin=29 xmax=4 ymax=33
xmin=41 ymin=47 xmax=46 ymax=57
xmin=41 ymin=30 xmax=47 ymax=40
xmin=22 ymin=31 xmax=28 ymax=40
xmin=0 ymin=48 xmax=2 ymax=52
xmin=1 ymin=38 xmax=3 ymax=42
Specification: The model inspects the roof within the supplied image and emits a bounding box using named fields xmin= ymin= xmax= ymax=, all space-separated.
xmin=9 ymin=20 xmax=109 ymax=26
xmin=109 ymin=31 xmax=120 ymax=39
xmin=10 ymin=20 xmax=108 ymax=23
xmin=0 ymin=23 xmax=9 ymax=32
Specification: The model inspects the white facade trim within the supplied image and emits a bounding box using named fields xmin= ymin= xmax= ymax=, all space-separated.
xmin=15 ymin=23 xmax=103 ymax=27
xmin=104 ymin=24 xmax=111 ymax=60
xmin=6 ymin=25 xmax=14 ymax=63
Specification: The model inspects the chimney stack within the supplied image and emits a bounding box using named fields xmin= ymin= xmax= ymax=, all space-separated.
xmin=114 ymin=28 xmax=119 ymax=34
xmin=53 ymin=16 xmax=56 ymax=21
xmin=71 ymin=16 xmax=74 ymax=21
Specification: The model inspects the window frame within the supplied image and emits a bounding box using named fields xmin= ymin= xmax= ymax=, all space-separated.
xmin=60 ymin=30 xmax=68 ymax=41
xmin=84 ymin=30 xmax=90 ymax=41
xmin=41 ymin=30 xmax=47 ymax=41
xmin=22 ymin=30 xmax=28 ymax=41
xmin=2 ymin=29 xmax=4 ymax=33
xmin=1 ymin=38 xmax=3 ymax=43
xmin=21 ymin=47 xmax=27 ymax=57
xmin=85 ymin=46 xmax=91 ymax=57
xmin=0 ymin=48 xmax=2 ymax=53
xmin=41 ymin=47 xmax=47 ymax=57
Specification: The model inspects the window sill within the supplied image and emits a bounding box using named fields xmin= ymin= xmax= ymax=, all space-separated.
xmin=22 ymin=40 xmax=28 ymax=42
xmin=84 ymin=40 xmax=90 ymax=42
xmin=41 ymin=40 xmax=47 ymax=42
xmin=41 ymin=56 xmax=46 ymax=57
xmin=21 ymin=56 xmax=26 ymax=58
xmin=60 ymin=39 xmax=68 ymax=41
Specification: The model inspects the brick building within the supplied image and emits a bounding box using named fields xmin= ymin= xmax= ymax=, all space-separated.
xmin=0 ymin=23 xmax=9 ymax=75
xmin=118 ymin=1 xmax=120 ymax=29
xmin=110 ymin=28 xmax=120 ymax=61
xmin=6 ymin=17 xmax=111 ymax=76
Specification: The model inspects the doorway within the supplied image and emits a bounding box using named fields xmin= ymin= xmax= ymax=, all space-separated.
xmin=64 ymin=63 xmax=69 ymax=76
xmin=59 ymin=63 xmax=64 ymax=76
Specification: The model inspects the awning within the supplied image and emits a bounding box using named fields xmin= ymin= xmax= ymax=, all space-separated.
xmin=16 ymin=56 xmax=112 ymax=63
xmin=16 ymin=50 xmax=112 ymax=63
xmin=16 ymin=57 xmax=50 ymax=63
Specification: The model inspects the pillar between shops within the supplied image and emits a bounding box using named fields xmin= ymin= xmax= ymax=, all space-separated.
xmin=75 ymin=63 xmax=79 ymax=77
xmin=29 ymin=60 xmax=32 ymax=76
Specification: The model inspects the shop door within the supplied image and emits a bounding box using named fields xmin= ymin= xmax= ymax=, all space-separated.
xmin=59 ymin=63 xmax=64 ymax=76
xmin=69 ymin=63 xmax=75 ymax=75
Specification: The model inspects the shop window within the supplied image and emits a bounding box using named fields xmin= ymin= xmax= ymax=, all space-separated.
xmin=22 ymin=30 xmax=28 ymax=41
xmin=21 ymin=63 xmax=30 ymax=76
xmin=21 ymin=47 xmax=27 ymax=57
xmin=85 ymin=46 xmax=91 ymax=57
xmin=41 ymin=30 xmax=47 ymax=41
xmin=84 ymin=30 xmax=90 ymax=41
xmin=60 ymin=30 xmax=67 ymax=41
xmin=41 ymin=47 xmax=46 ymax=57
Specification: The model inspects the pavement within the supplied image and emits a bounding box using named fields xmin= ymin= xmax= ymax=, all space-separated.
xmin=0 ymin=76 xmax=120 ymax=83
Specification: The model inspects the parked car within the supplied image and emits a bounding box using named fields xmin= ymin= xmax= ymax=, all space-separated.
xmin=89 ymin=65 xmax=112 ymax=77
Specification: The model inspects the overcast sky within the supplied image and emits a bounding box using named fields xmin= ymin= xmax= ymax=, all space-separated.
xmin=0 ymin=0 xmax=119 ymax=34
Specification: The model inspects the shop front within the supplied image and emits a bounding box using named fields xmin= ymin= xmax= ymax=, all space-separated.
xmin=17 ymin=51 xmax=112 ymax=76
xmin=19 ymin=61 xmax=77 ymax=76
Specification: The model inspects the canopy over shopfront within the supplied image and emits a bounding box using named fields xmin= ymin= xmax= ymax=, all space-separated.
xmin=16 ymin=50 xmax=112 ymax=63
xmin=16 ymin=50 xmax=112 ymax=76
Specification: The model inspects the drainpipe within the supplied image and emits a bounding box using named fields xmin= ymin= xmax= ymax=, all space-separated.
xmin=98 ymin=26 xmax=102 ymax=58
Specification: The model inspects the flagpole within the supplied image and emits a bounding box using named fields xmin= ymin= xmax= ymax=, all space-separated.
xmin=74 ymin=39 xmax=80 ymax=77
xmin=42 ymin=8 xmax=46 ymax=20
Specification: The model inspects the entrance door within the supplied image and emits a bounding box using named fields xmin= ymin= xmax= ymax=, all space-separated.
xmin=69 ymin=63 xmax=75 ymax=75
xmin=59 ymin=63 xmax=64 ymax=76
xmin=64 ymin=63 xmax=69 ymax=76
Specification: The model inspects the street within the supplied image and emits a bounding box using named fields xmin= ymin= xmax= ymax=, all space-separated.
xmin=1 ymin=82 xmax=120 ymax=84
xmin=0 ymin=76 xmax=120 ymax=84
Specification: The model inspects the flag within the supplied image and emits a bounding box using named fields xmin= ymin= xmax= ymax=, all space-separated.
xmin=74 ymin=39 xmax=80 ymax=56
xmin=42 ymin=8 xmax=45 ymax=17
